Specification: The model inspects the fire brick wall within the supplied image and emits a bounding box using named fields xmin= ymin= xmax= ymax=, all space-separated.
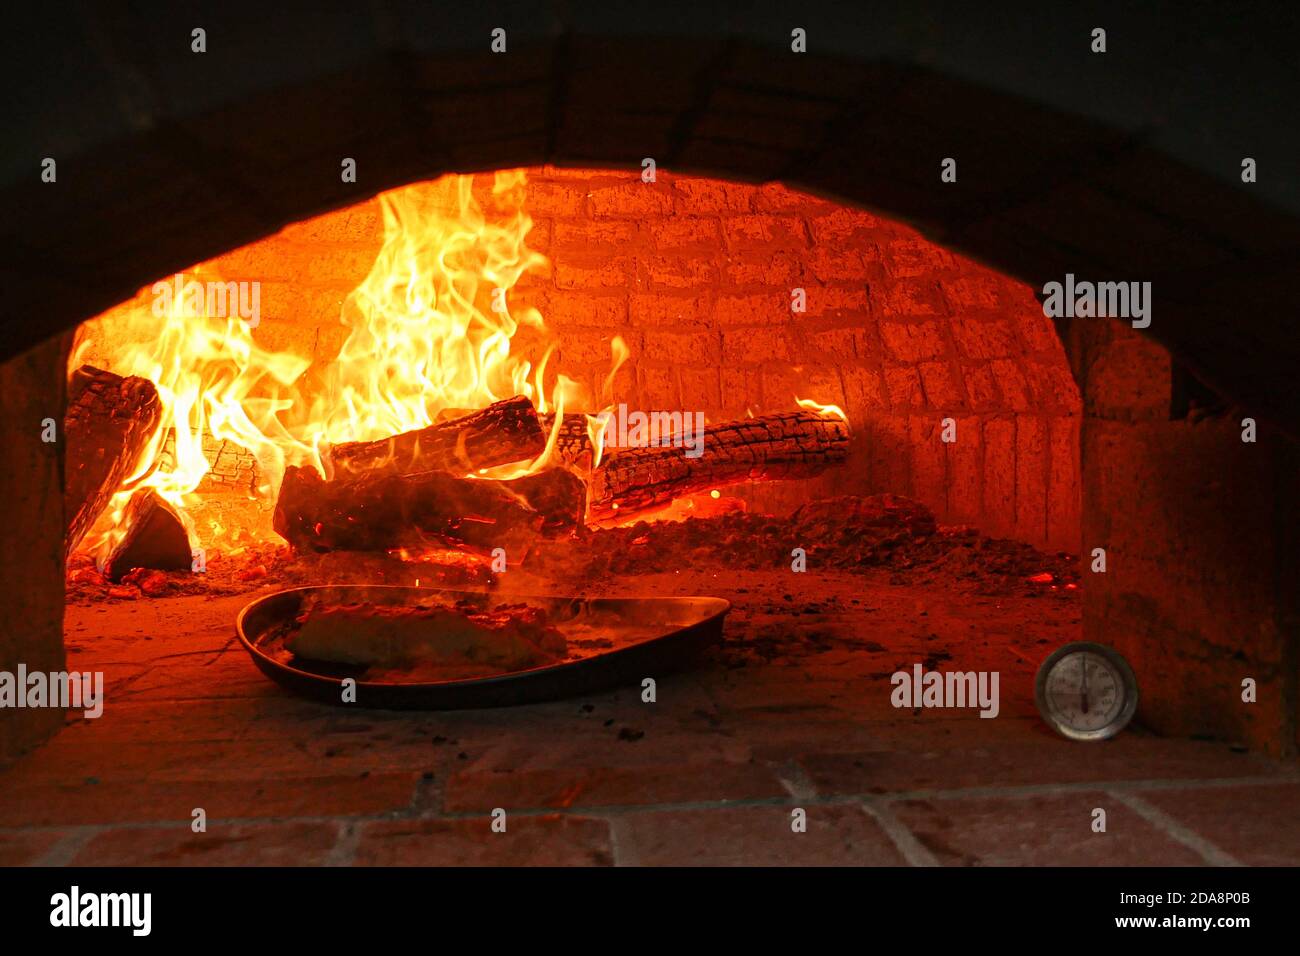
xmin=192 ymin=167 xmax=1082 ymax=552
xmin=1065 ymin=320 xmax=1300 ymax=755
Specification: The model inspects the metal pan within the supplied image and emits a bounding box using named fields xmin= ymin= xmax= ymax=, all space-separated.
xmin=235 ymin=585 xmax=730 ymax=709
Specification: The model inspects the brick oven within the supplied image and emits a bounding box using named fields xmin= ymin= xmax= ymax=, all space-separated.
xmin=1 ymin=3 xmax=1297 ymax=870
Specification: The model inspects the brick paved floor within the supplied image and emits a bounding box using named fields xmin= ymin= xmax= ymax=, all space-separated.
xmin=1 ymin=570 xmax=1295 ymax=865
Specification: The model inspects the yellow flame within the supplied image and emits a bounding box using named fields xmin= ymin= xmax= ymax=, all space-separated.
xmin=586 ymin=336 xmax=632 ymax=470
xmin=795 ymin=396 xmax=848 ymax=421
xmin=71 ymin=169 xmax=584 ymax=563
xmin=308 ymin=171 xmax=550 ymax=446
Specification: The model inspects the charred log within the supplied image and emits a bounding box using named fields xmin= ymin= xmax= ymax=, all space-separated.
xmin=588 ymin=410 xmax=850 ymax=521
xmin=104 ymin=489 xmax=192 ymax=581
xmin=538 ymin=412 xmax=597 ymax=467
xmin=503 ymin=468 xmax=588 ymax=535
xmin=328 ymin=395 xmax=546 ymax=478
xmin=64 ymin=365 xmax=163 ymax=558
xmin=274 ymin=465 xmax=585 ymax=553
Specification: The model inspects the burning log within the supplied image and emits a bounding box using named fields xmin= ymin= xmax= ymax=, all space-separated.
xmin=274 ymin=465 xmax=586 ymax=553
xmin=328 ymin=395 xmax=546 ymax=478
xmin=507 ymin=468 xmax=588 ymax=535
xmin=64 ymin=365 xmax=163 ymax=558
xmin=588 ymin=410 xmax=850 ymax=522
xmin=539 ymin=412 xmax=596 ymax=467
xmin=104 ymin=489 xmax=192 ymax=581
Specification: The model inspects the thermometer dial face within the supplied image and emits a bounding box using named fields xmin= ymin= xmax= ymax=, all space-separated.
xmin=1035 ymin=642 xmax=1138 ymax=741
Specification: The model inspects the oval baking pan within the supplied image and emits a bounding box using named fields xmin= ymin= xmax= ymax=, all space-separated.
xmin=236 ymin=585 xmax=730 ymax=709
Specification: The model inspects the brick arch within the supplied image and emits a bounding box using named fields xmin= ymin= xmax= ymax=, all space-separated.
xmin=4 ymin=15 xmax=1298 ymax=433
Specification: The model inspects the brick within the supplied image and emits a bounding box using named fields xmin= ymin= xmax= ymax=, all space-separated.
xmin=1015 ymin=305 xmax=1066 ymax=353
xmin=1027 ymin=360 xmax=1081 ymax=410
xmin=1137 ymin=783 xmax=1300 ymax=866
xmin=552 ymin=219 xmax=638 ymax=249
xmin=590 ymin=182 xmax=674 ymax=217
xmin=207 ymin=243 xmax=312 ymax=284
xmin=1047 ymin=415 xmax=1081 ymax=552
xmin=808 ymin=207 xmax=881 ymax=245
xmin=71 ymin=822 xmax=340 ymax=866
xmin=880 ymin=320 xmax=946 ymax=362
xmin=810 ymin=327 xmax=874 ymax=362
xmin=947 ymin=415 xmax=984 ymax=523
xmin=982 ymin=418 xmax=1016 ymax=530
xmin=918 ymin=361 xmax=964 ymax=409
xmin=763 ymin=366 xmax=844 ymax=411
xmin=884 ymin=364 xmax=924 ymax=408
xmin=1080 ymin=326 xmax=1171 ymax=419
xmin=539 ymin=292 xmax=628 ymax=328
xmin=354 ymin=815 xmax=614 ymax=866
xmin=799 ymin=738 xmax=1283 ymax=796
xmin=803 ymin=285 xmax=872 ymax=317
xmin=891 ymin=792 xmax=1205 ymax=865
xmin=990 ymin=358 xmax=1034 ymax=410
xmin=713 ymin=293 xmax=791 ymax=327
xmin=0 ymin=829 xmax=68 ymax=866
xmin=1014 ymin=416 xmax=1048 ymax=545
xmin=840 ymin=365 xmax=887 ymax=410
xmin=672 ymin=178 xmax=755 ymax=214
xmin=651 ymin=217 xmax=722 ymax=249
xmin=637 ymin=366 xmax=680 ymax=408
xmin=719 ymin=367 xmax=763 ymax=416
xmin=628 ymin=293 xmax=707 ymax=327
xmin=723 ymin=329 xmax=789 ymax=364
xmin=962 ymin=363 xmax=1001 ymax=408
xmin=642 ymin=330 xmax=721 ymax=365
xmin=521 ymin=218 xmax=551 ymax=254
xmin=722 ymin=215 xmax=808 ymax=248
xmin=876 ymin=280 xmax=945 ymax=318
xmin=951 ymin=317 xmax=1018 ymax=359
xmin=753 ymin=182 xmax=837 ymax=213
xmin=554 ymin=256 xmax=633 ymax=289
xmin=678 ymin=366 xmax=722 ymax=409
xmin=276 ymin=200 xmax=384 ymax=245
xmin=618 ymin=805 xmax=905 ymax=866
xmin=807 ymin=246 xmax=870 ymax=282
xmin=643 ymin=255 xmax=717 ymax=290
xmin=881 ymin=236 xmax=959 ymax=278
xmin=0 ymin=774 xmax=418 ymax=827
xmin=524 ymin=181 xmax=588 ymax=218
xmin=445 ymin=761 xmax=786 ymax=812
xmin=304 ymin=245 xmax=383 ymax=285
xmin=908 ymin=416 xmax=947 ymax=513
xmin=939 ymin=274 xmax=1004 ymax=310
xmin=722 ymin=251 xmax=800 ymax=286
xmin=557 ymin=329 xmax=622 ymax=365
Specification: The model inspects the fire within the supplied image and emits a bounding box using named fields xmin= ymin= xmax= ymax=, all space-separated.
xmin=585 ymin=335 xmax=631 ymax=469
xmin=308 ymin=170 xmax=561 ymax=444
xmin=70 ymin=168 xmax=851 ymax=566
xmin=795 ymin=396 xmax=848 ymax=421
xmin=72 ymin=169 xmax=580 ymax=563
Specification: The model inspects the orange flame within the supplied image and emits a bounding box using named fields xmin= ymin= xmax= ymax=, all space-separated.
xmin=795 ymin=396 xmax=848 ymax=421
xmin=69 ymin=168 xmax=847 ymax=565
xmin=71 ymin=169 xmax=583 ymax=564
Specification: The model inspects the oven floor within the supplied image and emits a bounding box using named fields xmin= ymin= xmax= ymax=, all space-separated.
xmin=3 ymin=570 xmax=1296 ymax=866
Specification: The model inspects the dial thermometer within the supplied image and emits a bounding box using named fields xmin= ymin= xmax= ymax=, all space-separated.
xmin=1034 ymin=642 xmax=1138 ymax=741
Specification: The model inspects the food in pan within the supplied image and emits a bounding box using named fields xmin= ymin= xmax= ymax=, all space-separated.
xmin=284 ymin=597 xmax=567 ymax=670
